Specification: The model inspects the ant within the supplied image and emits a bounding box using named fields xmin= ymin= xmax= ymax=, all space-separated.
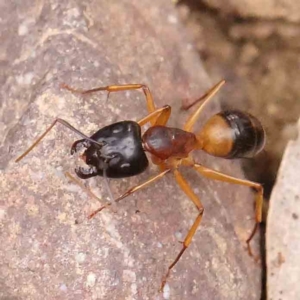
xmin=15 ymin=80 xmax=265 ymax=291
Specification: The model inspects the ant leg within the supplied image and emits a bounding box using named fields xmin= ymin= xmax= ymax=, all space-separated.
xmin=190 ymin=162 xmax=263 ymax=256
xmin=88 ymin=169 xmax=170 ymax=219
xmin=183 ymin=80 xmax=225 ymax=132
xmin=181 ymin=80 xmax=225 ymax=111
xmin=137 ymin=105 xmax=171 ymax=127
xmin=65 ymin=171 xmax=102 ymax=203
xmin=138 ymin=105 xmax=172 ymax=172
xmin=15 ymin=118 xmax=103 ymax=162
xmin=160 ymin=169 xmax=204 ymax=291
xmin=61 ymin=83 xmax=156 ymax=122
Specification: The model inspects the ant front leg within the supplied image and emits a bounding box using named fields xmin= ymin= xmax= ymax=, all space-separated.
xmin=61 ymin=83 xmax=157 ymax=124
xmin=15 ymin=118 xmax=103 ymax=162
xmin=88 ymin=169 xmax=170 ymax=219
xmin=137 ymin=105 xmax=171 ymax=127
xmin=138 ymin=105 xmax=172 ymax=173
xmin=190 ymin=162 xmax=263 ymax=257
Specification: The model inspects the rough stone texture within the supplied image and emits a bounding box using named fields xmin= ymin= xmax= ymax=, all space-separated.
xmin=202 ymin=0 xmax=300 ymax=23
xmin=177 ymin=2 xmax=300 ymax=197
xmin=0 ymin=1 xmax=261 ymax=299
xmin=267 ymin=118 xmax=300 ymax=300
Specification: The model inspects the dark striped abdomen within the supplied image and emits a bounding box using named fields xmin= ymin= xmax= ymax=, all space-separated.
xmin=197 ymin=110 xmax=265 ymax=158
xmin=220 ymin=110 xmax=265 ymax=158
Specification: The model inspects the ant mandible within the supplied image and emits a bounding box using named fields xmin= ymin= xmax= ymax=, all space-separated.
xmin=15 ymin=80 xmax=265 ymax=291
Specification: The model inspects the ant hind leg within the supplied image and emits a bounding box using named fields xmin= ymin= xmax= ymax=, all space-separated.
xmin=190 ymin=161 xmax=263 ymax=257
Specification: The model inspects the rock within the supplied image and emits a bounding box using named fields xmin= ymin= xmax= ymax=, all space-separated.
xmin=267 ymin=118 xmax=300 ymax=300
xmin=0 ymin=1 xmax=261 ymax=299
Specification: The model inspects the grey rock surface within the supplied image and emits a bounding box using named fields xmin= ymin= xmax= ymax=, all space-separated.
xmin=267 ymin=118 xmax=300 ymax=300
xmin=0 ymin=1 xmax=261 ymax=299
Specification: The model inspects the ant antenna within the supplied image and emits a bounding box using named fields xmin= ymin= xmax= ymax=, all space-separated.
xmin=15 ymin=118 xmax=106 ymax=163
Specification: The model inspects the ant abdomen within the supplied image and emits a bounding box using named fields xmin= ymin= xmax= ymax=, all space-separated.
xmin=197 ymin=110 xmax=265 ymax=159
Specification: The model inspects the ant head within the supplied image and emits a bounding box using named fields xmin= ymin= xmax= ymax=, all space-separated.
xmin=71 ymin=121 xmax=149 ymax=179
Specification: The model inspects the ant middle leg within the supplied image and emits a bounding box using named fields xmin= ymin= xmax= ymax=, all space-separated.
xmin=160 ymin=169 xmax=204 ymax=291
xmin=61 ymin=83 xmax=157 ymax=123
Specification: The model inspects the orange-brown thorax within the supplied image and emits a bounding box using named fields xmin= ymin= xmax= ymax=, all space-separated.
xmin=142 ymin=126 xmax=197 ymax=160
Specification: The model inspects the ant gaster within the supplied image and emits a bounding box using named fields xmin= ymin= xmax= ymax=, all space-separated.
xmin=15 ymin=80 xmax=265 ymax=291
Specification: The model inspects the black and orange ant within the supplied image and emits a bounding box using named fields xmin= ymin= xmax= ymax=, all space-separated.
xmin=15 ymin=80 xmax=265 ymax=291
